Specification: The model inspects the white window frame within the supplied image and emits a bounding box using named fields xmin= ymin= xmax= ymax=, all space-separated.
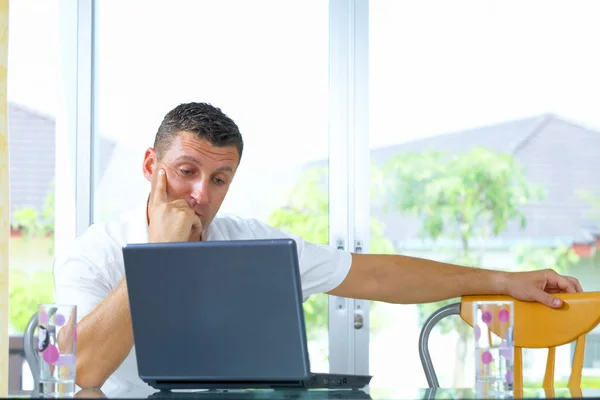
xmin=328 ymin=0 xmax=370 ymax=375
xmin=56 ymin=0 xmax=94 ymax=253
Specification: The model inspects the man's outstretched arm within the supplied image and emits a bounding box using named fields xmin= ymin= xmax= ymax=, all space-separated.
xmin=327 ymin=253 xmax=583 ymax=307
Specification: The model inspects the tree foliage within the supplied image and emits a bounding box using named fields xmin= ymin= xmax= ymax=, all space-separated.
xmin=10 ymin=182 xmax=56 ymax=333
xmin=12 ymin=181 xmax=55 ymax=253
xmin=9 ymin=270 xmax=54 ymax=333
xmin=383 ymin=148 xmax=543 ymax=242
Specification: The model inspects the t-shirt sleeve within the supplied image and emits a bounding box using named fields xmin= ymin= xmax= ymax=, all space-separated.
xmin=53 ymin=237 xmax=115 ymax=324
xmin=244 ymin=219 xmax=352 ymax=300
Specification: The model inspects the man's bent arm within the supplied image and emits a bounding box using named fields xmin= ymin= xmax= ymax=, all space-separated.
xmin=59 ymin=279 xmax=133 ymax=389
xmin=327 ymin=253 xmax=581 ymax=307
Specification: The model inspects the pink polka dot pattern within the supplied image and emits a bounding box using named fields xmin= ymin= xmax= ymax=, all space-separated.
xmin=505 ymin=370 xmax=514 ymax=384
xmin=42 ymin=344 xmax=59 ymax=364
xmin=498 ymin=309 xmax=510 ymax=323
xmin=482 ymin=311 xmax=493 ymax=324
xmin=54 ymin=314 xmax=66 ymax=327
xmin=481 ymin=351 xmax=493 ymax=365
xmin=40 ymin=311 xmax=49 ymax=325
xmin=474 ymin=325 xmax=481 ymax=341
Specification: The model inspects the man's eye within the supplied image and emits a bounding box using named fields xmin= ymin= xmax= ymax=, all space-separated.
xmin=180 ymin=169 xmax=193 ymax=175
xmin=214 ymin=178 xmax=225 ymax=185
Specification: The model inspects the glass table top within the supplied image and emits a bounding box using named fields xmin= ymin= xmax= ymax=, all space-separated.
xmin=9 ymin=386 xmax=600 ymax=399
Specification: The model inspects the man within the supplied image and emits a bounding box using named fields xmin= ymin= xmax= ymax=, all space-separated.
xmin=54 ymin=102 xmax=583 ymax=391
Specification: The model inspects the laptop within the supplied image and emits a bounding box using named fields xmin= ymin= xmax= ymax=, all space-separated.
xmin=122 ymin=238 xmax=373 ymax=391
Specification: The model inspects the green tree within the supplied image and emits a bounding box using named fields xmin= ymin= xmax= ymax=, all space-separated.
xmin=10 ymin=182 xmax=56 ymax=333
xmin=268 ymin=165 xmax=394 ymax=340
xmin=9 ymin=270 xmax=55 ymax=333
xmin=12 ymin=181 xmax=55 ymax=253
xmin=382 ymin=147 xmax=579 ymax=386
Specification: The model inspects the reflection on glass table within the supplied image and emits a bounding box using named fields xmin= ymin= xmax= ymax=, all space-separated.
xmin=16 ymin=386 xmax=597 ymax=400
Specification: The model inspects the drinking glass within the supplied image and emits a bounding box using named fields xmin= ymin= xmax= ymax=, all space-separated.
xmin=474 ymin=300 xmax=514 ymax=399
xmin=38 ymin=304 xmax=77 ymax=397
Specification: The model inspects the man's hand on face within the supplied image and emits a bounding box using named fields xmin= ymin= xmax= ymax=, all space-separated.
xmin=147 ymin=169 xmax=203 ymax=243
xmin=502 ymin=269 xmax=583 ymax=308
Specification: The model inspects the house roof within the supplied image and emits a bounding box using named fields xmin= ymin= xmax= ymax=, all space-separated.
xmin=367 ymin=114 xmax=600 ymax=248
xmin=8 ymin=103 xmax=116 ymax=222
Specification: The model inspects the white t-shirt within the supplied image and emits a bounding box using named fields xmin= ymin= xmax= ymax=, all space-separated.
xmin=53 ymin=207 xmax=352 ymax=392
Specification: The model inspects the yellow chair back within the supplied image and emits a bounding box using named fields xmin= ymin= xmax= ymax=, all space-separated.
xmin=460 ymin=292 xmax=600 ymax=391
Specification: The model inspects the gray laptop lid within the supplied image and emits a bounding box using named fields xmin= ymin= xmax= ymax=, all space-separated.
xmin=123 ymin=239 xmax=312 ymax=382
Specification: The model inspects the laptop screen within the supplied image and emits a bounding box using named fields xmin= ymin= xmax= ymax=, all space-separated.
xmin=123 ymin=239 xmax=312 ymax=382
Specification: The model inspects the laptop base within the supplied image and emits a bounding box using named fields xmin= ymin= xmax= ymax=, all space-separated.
xmin=147 ymin=373 xmax=372 ymax=391
xmin=147 ymin=387 xmax=372 ymax=400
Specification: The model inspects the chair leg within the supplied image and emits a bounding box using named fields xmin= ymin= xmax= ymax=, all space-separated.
xmin=514 ymin=347 xmax=523 ymax=389
xmin=418 ymin=302 xmax=461 ymax=388
xmin=23 ymin=313 xmax=40 ymax=387
xmin=569 ymin=335 xmax=586 ymax=389
xmin=543 ymin=347 xmax=556 ymax=388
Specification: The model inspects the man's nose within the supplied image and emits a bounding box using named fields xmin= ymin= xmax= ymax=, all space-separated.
xmin=190 ymin=180 xmax=210 ymax=204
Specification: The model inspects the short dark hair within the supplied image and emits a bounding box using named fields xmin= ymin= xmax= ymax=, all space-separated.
xmin=154 ymin=102 xmax=244 ymax=161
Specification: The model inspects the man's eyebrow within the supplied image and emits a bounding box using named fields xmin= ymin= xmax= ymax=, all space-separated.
xmin=175 ymin=155 xmax=201 ymax=164
xmin=215 ymin=166 xmax=234 ymax=173
xmin=175 ymin=155 xmax=234 ymax=173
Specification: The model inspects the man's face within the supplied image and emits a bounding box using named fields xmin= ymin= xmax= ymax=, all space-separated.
xmin=143 ymin=131 xmax=239 ymax=230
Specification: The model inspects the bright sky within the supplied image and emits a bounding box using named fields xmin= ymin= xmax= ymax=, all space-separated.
xmin=8 ymin=0 xmax=600 ymax=218
xmin=9 ymin=0 xmax=600 ymax=147
xmin=369 ymin=0 xmax=600 ymax=146
xmin=8 ymin=0 xmax=57 ymax=118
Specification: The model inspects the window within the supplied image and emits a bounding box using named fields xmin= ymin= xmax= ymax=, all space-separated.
xmin=368 ymin=0 xmax=600 ymax=388
xmin=93 ymin=0 xmax=332 ymax=372
xmin=52 ymin=0 xmax=600 ymax=390
xmin=7 ymin=0 xmax=59 ymax=390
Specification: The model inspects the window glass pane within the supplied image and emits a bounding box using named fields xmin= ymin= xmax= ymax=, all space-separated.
xmin=94 ymin=0 xmax=330 ymax=372
xmin=7 ymin=0 xmax=59 ymax=391
xmin=369 ymin=0 xmax=600 ymax=389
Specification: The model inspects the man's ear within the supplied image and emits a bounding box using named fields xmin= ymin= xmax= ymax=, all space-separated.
xmin=142 ymin=148 xmax=158 ymax=182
